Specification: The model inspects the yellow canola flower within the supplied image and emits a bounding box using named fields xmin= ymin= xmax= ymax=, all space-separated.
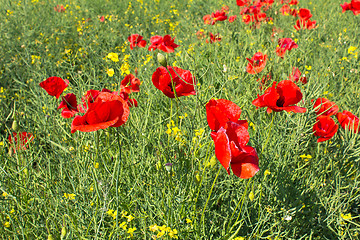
xmin=106 ymin=68 xmax=115 ymax=77
xmin=107 ymin=52 xmax=119 ymax=62
xmin=4 ymin=222 xmax=10 ymax=228
xmin=149 ymin=224 xmax=159 ymax=232
xmin=348 ymin=46 xmax=357 ymax=55
xmin=63 ymin=193 xmax=76 ymax=200
xmin=127 ymin=227 xmax=136 ymax=237
xmin=341 ymin=213 xmax=352 ymax=220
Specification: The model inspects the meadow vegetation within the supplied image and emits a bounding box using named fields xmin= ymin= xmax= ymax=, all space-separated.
xmin=0 ymin=0 xmax=360 ymax=239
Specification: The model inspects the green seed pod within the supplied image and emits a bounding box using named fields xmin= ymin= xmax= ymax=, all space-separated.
xmin=12 ymin=120 xmax=19 ymax=132
xmin=157 ymin=53 xmax=167 ymax=67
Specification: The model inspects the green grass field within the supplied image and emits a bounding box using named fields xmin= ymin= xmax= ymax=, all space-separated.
xmin=1 ymin=0 xmax=360 ymax=239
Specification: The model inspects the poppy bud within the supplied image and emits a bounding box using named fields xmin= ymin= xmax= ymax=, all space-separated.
xmin=157 ymin=53 xmax=167 ymax=67
xmin=164 ymin=162 xmax=172 ymax=173
xmin=47 ymin=234 xmax=54 ymax=240
xmin=12 ymin=120 xmax=19 ymax=132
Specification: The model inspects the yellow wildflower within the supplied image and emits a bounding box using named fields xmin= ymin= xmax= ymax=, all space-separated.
xmin=127 ymin=227 xmax=136 ymax=237
xmin=63 ymin=193 xmax=76 ymax=200
xmin=106 ymin=68 xmax=115 ymax=77
xmin=107 ymin=52 xmax=119 ymax=62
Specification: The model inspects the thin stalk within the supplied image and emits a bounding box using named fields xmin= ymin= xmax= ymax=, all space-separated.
xmin=200 ymin=166 xmax=221 ymax=232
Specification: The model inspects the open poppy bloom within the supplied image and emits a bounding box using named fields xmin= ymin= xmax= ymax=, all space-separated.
xmin=152 ymin=66 xmax=196 ymax=98
xmin=294 ymin=19 xmax=317 ymax=30
xmin=313 ymin=116 xmax=338 ymax=142
xmin=71 ymin=92 xmax=130 ymax=133
xmin=206 ymin=99 xmax=246 ymax=131
xmin=229 ymin=15 xmax=237 ymax=22
xmin=298 ymin=8 xmax=312 ymax=21
xmin=39 ymin=76 xmax=69 ymax=99
xmin=312 ymin=98 xmax=338 ymax=116
xmin=148 ymin=35 xmax=179 ymax=53
xmin=207 ymin=32 xmax=221 ymax=43
xmin=8 ymin=132 xmax=34 ymax=151
xmin=288 ymin=67 xmax=307 ymax=84
xmin=120 ymin=74 xmax=141 ymax=94
xmin=211 ymin=121 xmax=259 ymax=179
xmin=246 ymin=52 xmax=267 ymax=74
xmin=341 ymin=0 xmax=360 ymax=15
xmin=54 ymin=4 xmax=65 ymax=13
xmin=58 ymin=93 xmax=79 ymax=118
xmin=128 ymin=34 xmax=147 ymax=50
xmin=252 ymin=80 xmax=307 ymax=113
xmin=276 ymin=38 xmax=298 ymax=58
xmin=337 ymin=110 xmax=360 ymax=133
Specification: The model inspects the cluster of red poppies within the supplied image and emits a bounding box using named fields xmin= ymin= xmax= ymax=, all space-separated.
xmin=206 ymin=99 xmax=259 ymax=179
xmin=275 ymin=38 xmax=298 ymax=58
xmin=39 ymin=75 xmax=140 ymax=133
xmin=293 ymin=8 xmax=317 ymax=30
xmin=312 ymin=99 xmax=359 ymax=142
xmin=341 ymin=0 xmax=360 ymax=15
xmin=127 ymin=34 xmax=179 ymax=53
xmin=279 ymin=0 xmax=299 ymax=16
xmin=237 ymin=0 xmax=274 ymax=28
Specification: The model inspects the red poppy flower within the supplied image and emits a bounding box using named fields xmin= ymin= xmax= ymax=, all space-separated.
xmin=152 ymin=66 xmax=196 ymax=98
xmin=312 ymin=98 xmax=338 ymax=116
xmin=8 ymin=132 xmax=34 ymax=151
xmin=203 ymin=14 xmax=213 ymax=25
xmin=58 ymin=93 xmax=78 ymax=118
xmin=54 ymin=5 xmax=65 ymax=13
xmin=211 ymin=10 xmax=228 ymax=22
xmin=237 ymin=0 xmax=250 ymax=6
xmin=257 ymin=72 xmax=272 ymax=91
xmin=229 ymin=15 xmax=237 ymax=23
xmin=341 ymin=0 xmax=360 ymax=15
xmin=206 ymin=99 xmax=246 ymax=131
xmin=196 ymin=30 xmax=206 ymax=39
xmin=99 ymin=16 xmax=105 ymax=22
xmin=337 ymin=110 xmax=360 ymax=133
xmin=246 ymin=52 xmax=267 ymax=74
xmin=289 ymin=0 xmax=299 ymax=5
xmin=221 ymin=5 xmax=230 ymax=14
xmin=276 ymin=38 xmax=298 ymax=58
xmin=128 ymin=34 xmax=147 ymax=50
xmin=298 ymin=8 xmax=312 ymax=21
xmin=252 ymin=80 xmax=307 ymax=113
xmin=288 ymin=67 xmax=307 ymax=84
xmin=313 ymin=116 xmax=338 ymax=142
xmin=120 ymin=74 xmax=141 ymax=93
xmin=211 ymin=121 xmax=259 ymax=179
xmin=294 ymin=19 xmax=316 ymax=30
xmin=39 ymin=76 xmax=69 ymax=99
xmin=280 ymin=4 xmax=291 ymax=15
xmin=242 ymin=14 xmax=253 ymax=24
xmin=206 ymin=32 xmax=221 ymax=43
xmin=71 ymin=92 xmax=130 ymax=133
xmin=148 ymin=35 xmax=179 ymax=53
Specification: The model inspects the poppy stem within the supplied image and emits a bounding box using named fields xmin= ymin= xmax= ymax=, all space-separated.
xmin=200 ymin=166 xmax=221 ymax=232
xmin=261 ymin=113 xmax=275 ymax=154
xmin=226 ymin=178 xmax=252 ymax=233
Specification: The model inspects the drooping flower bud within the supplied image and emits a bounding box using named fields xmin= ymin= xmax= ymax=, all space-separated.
xmin=12 ymin=120 xmax=19 ymax=132
xmin=157 ymin=53 xmax=167 ymax=67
